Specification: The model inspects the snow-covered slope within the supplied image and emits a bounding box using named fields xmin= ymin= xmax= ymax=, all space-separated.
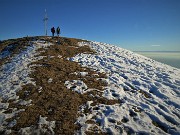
xmin=0 ymin=40 xmax=52 ymax=100
xmin=70 ymin=41 xmax=180 ymax=134
xmin=0 ymin=39 xmax=53 ymax=134
xmin=0 ymin=38 xmax=179 ymax=134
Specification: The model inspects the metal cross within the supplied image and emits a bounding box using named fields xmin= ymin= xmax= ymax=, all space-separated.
xmin=43 ymin=9 xmax=48 ymax=36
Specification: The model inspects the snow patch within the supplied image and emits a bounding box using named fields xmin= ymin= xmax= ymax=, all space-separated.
xmin=73 ymin=72 xmax=89 ymax=77
xmin=65 ymin=80 xmax=89 ymax=94
xmin=48 ymin=78 xmax=53 ymax=83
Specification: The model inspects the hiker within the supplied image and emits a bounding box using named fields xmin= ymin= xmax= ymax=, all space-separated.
xmin=56 ymin=26 xmax=60 ymax=37
xmin=51 ymin=27 xmax=55 ymax=36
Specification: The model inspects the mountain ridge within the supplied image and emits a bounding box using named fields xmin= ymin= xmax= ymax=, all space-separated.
xmin=0 ymin=36 xmax=180 ymax=134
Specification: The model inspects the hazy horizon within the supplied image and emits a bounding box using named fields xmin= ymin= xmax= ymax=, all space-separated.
xmin=136 ymin=51 xmax=180 ymax=69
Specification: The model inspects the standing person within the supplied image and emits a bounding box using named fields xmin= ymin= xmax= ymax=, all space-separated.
xmin=51 ymin=27 xmax=55 ymax=36
xmin=56 ymin=26 xmax=60 ymax=37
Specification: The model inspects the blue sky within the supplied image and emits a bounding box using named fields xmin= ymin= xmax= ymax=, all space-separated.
xmin=0 ymin=0 xmax=180 ymax=51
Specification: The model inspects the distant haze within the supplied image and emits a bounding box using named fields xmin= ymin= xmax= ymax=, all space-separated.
xmin=136 ymin=51 xmax=180 ymax=68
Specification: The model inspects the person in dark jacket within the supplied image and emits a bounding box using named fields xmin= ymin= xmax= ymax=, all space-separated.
xmin=51 ymin=27 xmax=55 ymax=36
xmin=56 ymin=26 xmax=60 ymax=37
